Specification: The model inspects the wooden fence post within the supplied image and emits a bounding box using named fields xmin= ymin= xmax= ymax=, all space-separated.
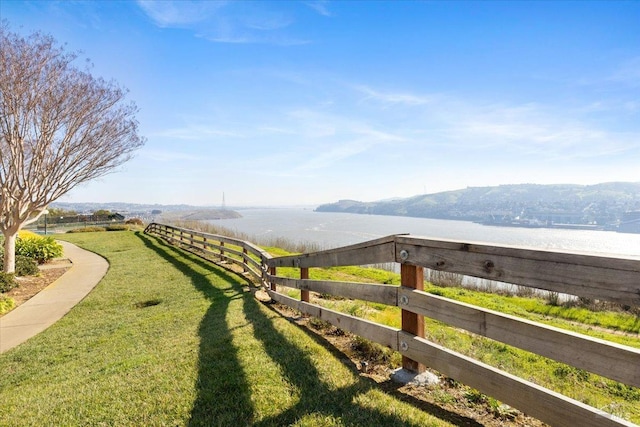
xmin=220 ymin=241 xmax=224 ymax=261
xmin=269 ymin=266 xmax=277 ymax=291
xmin=301 ymin=267 xmax=310 ymax=302
xmin=243 ymin=248 xmax=248 ymax=273
xmin=401 ymin=264 xmax=425 ymax=373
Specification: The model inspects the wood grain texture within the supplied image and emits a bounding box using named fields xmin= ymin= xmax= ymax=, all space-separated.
xmin=395 ymin=236 xmax=640 ymax=304
xmin=398 ymin=331 xmax=635 ymax=427
xmin=399 ymin=288 xmax=640 ymax=388
xmin=267 ymin=275 xmax=398 ymax=306
xmin=267 ymin=235 xmax=397 ymax=268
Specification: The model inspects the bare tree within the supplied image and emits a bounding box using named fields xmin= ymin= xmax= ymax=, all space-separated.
xmin=0 ymin=25 xmax=144 ymax=273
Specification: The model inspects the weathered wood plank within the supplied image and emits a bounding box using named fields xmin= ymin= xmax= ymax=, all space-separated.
xmin=242 ymin=241 xmax=272 ymax=262
xmin=398 ymin=331 xmax=635 ymax=427
xmin=152 ymin=224 xmax=259 ymax=252
xmin=205 ymin=243 xmax=244 ymax=258
xmin=268 ymin=235 xmax=397 ymax=268
xmin=267 ymin=291 xmax=399 ymax=350
xmin=396 ymin=236 xmax=640 ymax=304
xmin=245 ymin=255 xmax=263 ymax=271
xmin=268 ymin=275 xmax=398 ymax=306
xmin=399 ymin=288 xmax=640 ymax=388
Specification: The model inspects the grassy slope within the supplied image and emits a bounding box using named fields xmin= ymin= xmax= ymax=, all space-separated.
xmin=263 ymin=246 xmax=640 ymax=423
xmin=0 ymin=231 xmax=455 ymax=427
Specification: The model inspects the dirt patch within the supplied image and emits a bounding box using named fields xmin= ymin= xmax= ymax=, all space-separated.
xmin=2 ymin=260 xmax=72 ymax=311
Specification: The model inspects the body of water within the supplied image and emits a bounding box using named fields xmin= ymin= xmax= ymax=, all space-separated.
xmin=209 ymin=208 xmax=640 ymax=259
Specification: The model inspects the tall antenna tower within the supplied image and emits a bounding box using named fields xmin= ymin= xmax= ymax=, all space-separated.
xmin=222 ymin=192 xmax=226 ymax=210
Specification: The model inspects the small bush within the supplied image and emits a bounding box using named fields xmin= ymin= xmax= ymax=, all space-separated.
xmin=351 ymin=336 xmax=400 ymax=366
xmin=106 ymin=224 xmax=129 ymax=231
xmin=546 ymin=291 xmax=561 ymax=306
xmin=0 ymin=272 xmax=17 ymax=293
xmin=125 ymin=218 xmax=144 ymax=226
xmin=67 ymin=227 xmax=106 ymax=233
xmin=0 ymin=295 xmax=15 ymax=314
xmin=464 ymin=389 xmax=488 ymax=404
xmin=16 ymin=255 xmax=39 ymax=276
xmin=16 ymin=236 xmax=63 ymax=264
xmin=18 ymin=230 xmax=40 ymax=239
xmin=308 ymin=317 xmax=332 ymax=330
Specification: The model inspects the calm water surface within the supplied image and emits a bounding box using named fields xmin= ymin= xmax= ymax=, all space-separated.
xmin=211 ymin=208 xmax=640 ymax=259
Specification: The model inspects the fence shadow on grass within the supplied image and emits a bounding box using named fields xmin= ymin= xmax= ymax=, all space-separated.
xmin=136 ymin=232 xmax=254 ymax=426
xmin=243 ymin=295 xmax=482 ymax=427
xmin=137 ymin=232 xmax=481 ymax=426
xmin=265 ymin=306 xmax=484 ymax=427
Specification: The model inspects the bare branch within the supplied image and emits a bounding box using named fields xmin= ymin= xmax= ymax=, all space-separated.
xmin=0 ymin=24 xmax=145 ymax=272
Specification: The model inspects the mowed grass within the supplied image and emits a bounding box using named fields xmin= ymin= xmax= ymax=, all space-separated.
xmin=0 ymin=231 xmax=456 ymax=426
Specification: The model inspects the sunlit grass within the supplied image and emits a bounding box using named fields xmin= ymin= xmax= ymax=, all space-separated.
xmin=0 ymin=231 xmax=455 ymax=426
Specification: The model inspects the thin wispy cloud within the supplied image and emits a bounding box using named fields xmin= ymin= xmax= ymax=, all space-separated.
xmin=354 ymin=85 xmax=432 ymax=106
xmin=305 ymin=1 xmax=332 ymax=17
xmin=442 ymin=101 xmax=640 ymax=160
xmin=141 ymin=149 xmax=202 ymax=163
xmin=608 ymin=57 xmax=640 ymax=87
xmin=286 ymin=109 xmax=338 ymax=138
xmin=280 ymin=108 xmax=408 ymax=172
xmin=136 ymin=0 xmax=310 ymax=45
xmin=136 ymin=1 xmax=225 ymax=27
xmin=153 ymin=125 xmax=243 ymax=141
xmin=295 ymin=139 xmax=377 ymax=171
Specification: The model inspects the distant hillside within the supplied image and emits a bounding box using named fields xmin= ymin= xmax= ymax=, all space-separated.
xmin=50 ymin=202 xmax=242 ymax=221
xmin=315 ymin=182 xmax=640 ymax=226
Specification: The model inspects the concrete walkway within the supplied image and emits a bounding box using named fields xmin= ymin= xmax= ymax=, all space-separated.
xmin=0 ymin=241 xmax=108 ymax=353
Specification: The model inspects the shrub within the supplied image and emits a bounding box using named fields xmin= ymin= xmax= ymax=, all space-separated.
xmin=67 ymin=227 xmax=106 ymax=233
xmin=125 ymin=218 xmax=144 ymax=226
xmin=106 ymin=224 xmax=129 ymax=231
xmin=16 ymin=236 xmax=63 ymax=264
xmin=16 ymin=255 xmax=39 ymax=276
xmin=0 ymin=295 xmax=15 ymax=314
xmin=0 ymin=272 xmax=17 ymax=293
xmin=351 ymin=335 xmax=400 ymax=366
xmin=18 ymin=229 xmax=40 ymax=239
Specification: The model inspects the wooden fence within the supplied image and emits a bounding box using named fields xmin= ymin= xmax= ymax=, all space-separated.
xmin=144 ymin=222 xmax=640 ymax=427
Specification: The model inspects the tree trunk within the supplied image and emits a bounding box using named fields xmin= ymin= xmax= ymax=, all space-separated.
xmin=2 ymin=230 xmax=17 ymax=274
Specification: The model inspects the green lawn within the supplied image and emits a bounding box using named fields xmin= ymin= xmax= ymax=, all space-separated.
xmin=0 ymin=231 xmax=457 ymax=426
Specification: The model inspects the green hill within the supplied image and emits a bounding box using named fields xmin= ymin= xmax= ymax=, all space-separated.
xmin=315 ymin=182 xmax=640 ymax=226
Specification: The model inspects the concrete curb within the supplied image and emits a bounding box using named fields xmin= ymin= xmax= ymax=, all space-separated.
xmin=0 ymin=241 xmax=108 ymax=353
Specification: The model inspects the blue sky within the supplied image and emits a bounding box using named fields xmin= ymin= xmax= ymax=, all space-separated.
xmin=2 ymin=1 xmax=639 ymax=207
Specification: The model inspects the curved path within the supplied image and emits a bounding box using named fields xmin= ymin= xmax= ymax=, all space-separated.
xmin=0 ymin=241 xmax=108 ymax=353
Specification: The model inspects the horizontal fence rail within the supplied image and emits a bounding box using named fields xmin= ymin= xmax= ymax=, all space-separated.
xmin=144 ymin=223 xmax=640 ymax=427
